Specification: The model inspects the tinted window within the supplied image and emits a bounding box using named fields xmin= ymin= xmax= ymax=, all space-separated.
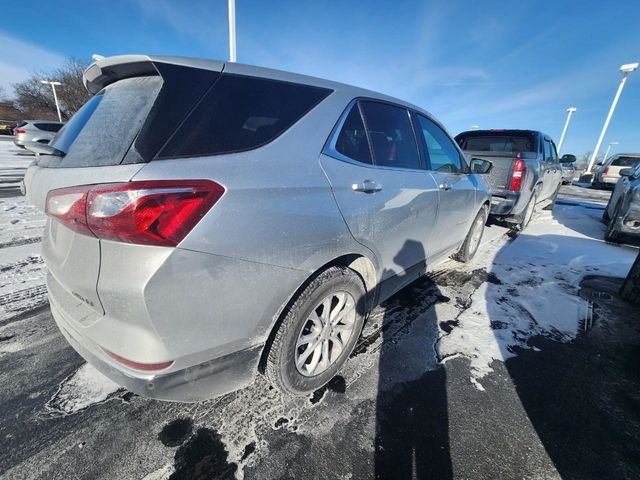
xmin=416 ymin=114 xmax=463 ymax=173
xmin=543 ymin=140 xmax=555 ymax=162
xmin=359 ymin=101 xmax=420 ymax=169
xmin=159 ymin=75 xmax=332 ymax=158
xmin=45 ymin=76 xmax=163 ymax=168
xmin=33 ymin=123 xmax=49 ymax=131
xmin=611 ymin=156 xmax=640 ymax=167
xmin=456 ymin=132 xmax=535 ymax=153
xmin=335 ymin=104 xmax=372 ymax=164
xmin=48 ymin=123 xmax=63 ymax=132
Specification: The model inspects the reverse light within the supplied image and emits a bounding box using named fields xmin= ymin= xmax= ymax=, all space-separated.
xmin=45 ymin=180 xmax=225 ymax=246
xmin=508 ymin=159 xmax=526 ymax=191
xmin=104 ymin=349 xmax=174 ymax=372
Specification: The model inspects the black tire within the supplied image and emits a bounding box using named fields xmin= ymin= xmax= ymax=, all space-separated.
xmin=453 ymin=206 xmax=488 ymax=263
xmin=592 ymin=181 xmax=602 ymax=190
xmin=604 ymin=202 xmax=622 ymax=243
xmin=543 ymin=183 xmax=561 ymax=211
xmin=602 ymin=205 xmax=610 ymax=221
xmin=264 ymin=266 xmax=366 ymax=395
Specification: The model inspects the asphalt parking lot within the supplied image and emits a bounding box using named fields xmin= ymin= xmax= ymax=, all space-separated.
xmin=0 ymin=140 xmax=639 ymax=479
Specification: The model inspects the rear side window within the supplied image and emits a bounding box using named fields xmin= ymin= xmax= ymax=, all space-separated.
xmin=359 ymin=101 xmax=420 ymax=170
xmin=335 ymin=104 xmax=372 ymax=164
xmin=48 ymin=123 xmax=63 ymax=132
xmin=457 ymin=133 xmax=535 ymax=153
xmin=415 ymin=114 xmax=463 ymax=173
xmin=159 ymin=75 xmax=332 ymax=158
xmin=46 ymin=76 xmax=163 ymax=168
xmin=611 ymin=156 xmax=640 ymax=167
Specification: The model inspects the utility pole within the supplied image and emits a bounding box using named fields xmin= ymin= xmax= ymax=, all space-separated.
xmin=40 ymin=80 xmax=62 ymax=122
xmin=557 ymin=107 xmax=576 ymax=154
xmin=587 ymin=63 xmax=638 ymax=173
xmin=228 ymin=0 xmax=237 ymax=62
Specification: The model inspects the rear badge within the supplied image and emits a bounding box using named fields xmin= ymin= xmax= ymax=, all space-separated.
xmin=71 ymin=291 xmax=95 ymax=308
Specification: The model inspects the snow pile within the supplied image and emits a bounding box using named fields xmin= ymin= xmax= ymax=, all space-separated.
xmin=45 ymin=363 xmax=121 ymax=415
xmin=437 ymin=205 xmax=637 ymax=390
xmin=0 ymin=141 xmax=47 ymax=321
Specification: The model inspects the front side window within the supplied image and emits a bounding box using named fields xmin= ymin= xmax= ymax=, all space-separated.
xmin=159 ymin=75 xmax=332 ymax=158
xmin=359 ymin=101 xmax=420 ymax=170
xmin=334 ymin=104 xmax=372 ymax=164
xmin=416 ymin=114 xmax=463 ymax=173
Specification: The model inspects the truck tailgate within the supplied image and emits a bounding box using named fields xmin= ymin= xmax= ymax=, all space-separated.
xmin=465 ymin=151 xmax=515 ymax=193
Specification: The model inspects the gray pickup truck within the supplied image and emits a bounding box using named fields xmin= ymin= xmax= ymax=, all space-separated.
xmin=455 ymin=129 xmax=576 ymax=230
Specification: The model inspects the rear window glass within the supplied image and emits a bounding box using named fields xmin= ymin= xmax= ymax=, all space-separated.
xmin=158 ymin=74 xmax=332 ymax=158
xmin=335 ymin=104 xmax=372 ymax=164
xmin=611 ymin=156 xmax=640 ymax=167
xmin=359 ymin=101 xmax=420 ymax=170
xmin=457 ymin=133 xmax=535 ymax=153
xmin=45 ymin=76 xmax=163 ymax=168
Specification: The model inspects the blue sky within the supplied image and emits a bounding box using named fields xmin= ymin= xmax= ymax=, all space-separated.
xmin=1 ymin=0 xmax=639 ymax=157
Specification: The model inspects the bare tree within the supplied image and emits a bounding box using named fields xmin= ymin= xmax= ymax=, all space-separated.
xmin=12 ymin=57 xmax=91 ymax=120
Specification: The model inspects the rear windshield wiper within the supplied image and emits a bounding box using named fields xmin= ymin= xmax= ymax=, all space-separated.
xmin=24 ymin=142 xmax=66 ymax=157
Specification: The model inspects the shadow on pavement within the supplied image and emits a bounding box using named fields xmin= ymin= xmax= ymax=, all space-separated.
xmin=372 ymin=239 xmax=453 ymax=479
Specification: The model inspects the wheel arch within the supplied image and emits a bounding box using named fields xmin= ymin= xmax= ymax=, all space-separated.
xmin=257 ymin=253 xmax=377 ymax=375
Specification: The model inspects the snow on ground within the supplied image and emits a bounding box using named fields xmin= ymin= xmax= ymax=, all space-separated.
xmin=436 ymin=204 xmax=637 ymax=390
xmin=45 ymin=363 xmax=121 ymax=416
xmin=0 ymin=140 xmax=46 ymax=321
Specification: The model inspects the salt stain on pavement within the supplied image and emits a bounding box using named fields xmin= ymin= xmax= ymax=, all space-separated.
xmin=45 ymin=363 xmax=122 ymax=416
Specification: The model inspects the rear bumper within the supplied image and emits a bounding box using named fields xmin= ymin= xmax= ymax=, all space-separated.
xmin=488 ymin=191 xmax=528 ymax=219
xmin=51 ymin=297 xmax=262 ymax=402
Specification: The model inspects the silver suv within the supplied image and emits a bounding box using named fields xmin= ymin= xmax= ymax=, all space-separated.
xmin=25 ymin=55 xmax=491 ymax=401
xmin=13 ymin=120 xmax=65 ymax=147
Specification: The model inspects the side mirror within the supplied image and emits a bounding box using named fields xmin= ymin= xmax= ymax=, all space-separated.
xmin=560 ymin=154 xmax=576 ymax=163
xmin=470 ymin=158 xmax=493 ymax=174
xmin=620 ymin=168 xmax=635 ymax=177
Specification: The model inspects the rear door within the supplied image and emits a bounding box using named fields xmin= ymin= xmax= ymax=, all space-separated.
xmin=542 ymin=137 xmax=561 ymax=200
xmin=25 ymin=62 xmax=221 ymax=317
xmin=320 ymin=100 xmax=439 ymax=285
xmin=414 ymin=113 xmax=477 ymax=257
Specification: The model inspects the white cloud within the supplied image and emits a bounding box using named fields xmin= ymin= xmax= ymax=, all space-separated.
xmin=0 ymin=32 xmax=66 ymax=95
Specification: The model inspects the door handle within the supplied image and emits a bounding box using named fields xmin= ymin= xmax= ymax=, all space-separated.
xmin=439 ymin=182 xmax=452 ymax=191
xmin=352 ymin=180 xmax=382 ymax=193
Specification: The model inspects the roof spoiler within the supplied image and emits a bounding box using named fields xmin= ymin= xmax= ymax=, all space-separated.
xmin=83 ymin=55 xmax=225 ymax=94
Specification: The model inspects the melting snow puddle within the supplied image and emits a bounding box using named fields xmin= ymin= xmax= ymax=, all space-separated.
xmin=45 ymin=363 xmax=122 ymax=416
xmin=436 ymin=207 xmax=637 ymax=390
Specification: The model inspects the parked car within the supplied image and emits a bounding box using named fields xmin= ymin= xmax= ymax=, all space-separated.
xmin=13 ymin=120 xmax=65 ymax=147
xmin=560 ymin=161 xmax=576 ymax=184
xmin=24 ymin=55 xmax=493 ymax=402
xmin=454 ymin=129 xmax=575 ymax=230
xmin=592 ymin=154 xmax=640 ymax=189
xmin=603 ymin=162 xmax=640 ymax=242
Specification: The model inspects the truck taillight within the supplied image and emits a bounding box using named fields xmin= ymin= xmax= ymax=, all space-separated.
xmin=45 ymin=180 xmax=225 ymax=246
xmin=508 ymin=159 xmax=526 ymax=191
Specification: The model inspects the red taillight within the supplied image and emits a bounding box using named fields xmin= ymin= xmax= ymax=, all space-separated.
xmin=603 ymin=167 xmax=609 ymax=175
xmin=104 ymin=349 xmax=174 ymax=372
xmin=508 ymin=159 xmax=526 ymax=191
xmin=45 ymin=180 xmax=225 ymax=246
xmin=14 ymin=128 xmax=25 ymax=134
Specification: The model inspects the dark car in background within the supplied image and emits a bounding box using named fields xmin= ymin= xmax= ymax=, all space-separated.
xmin=455 ymin=129 xmax=575 ymax=230
xmin=603 ymin=162 xmax=640 ymax=242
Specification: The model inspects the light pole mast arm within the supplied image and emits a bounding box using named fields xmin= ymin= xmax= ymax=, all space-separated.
xmin=587 ymin=74 xmax=628 ymax=173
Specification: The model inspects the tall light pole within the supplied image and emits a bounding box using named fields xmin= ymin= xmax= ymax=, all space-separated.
xmin=40 ymin=80 xmax=62 ymax=122
xmin=557 ymin=107 xmax=577 ymax=154
xmin=602 ymin=141 xmax=619 ymax=163
xmin=228 ymin=0 xmax=237 ymax=62
xmin=587 ymin=62 xmax=639 ymax=173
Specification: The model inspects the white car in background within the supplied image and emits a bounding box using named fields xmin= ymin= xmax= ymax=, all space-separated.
xmin=593 ymin=153 xmax=640 ymax=189
xmin=13 ymin=120 xmax=65 ymax=147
